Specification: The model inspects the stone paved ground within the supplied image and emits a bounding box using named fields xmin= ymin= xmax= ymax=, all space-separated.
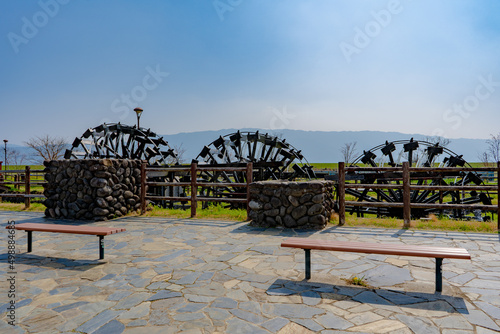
xmin=1 ymin=211 xmax=500 ymax=334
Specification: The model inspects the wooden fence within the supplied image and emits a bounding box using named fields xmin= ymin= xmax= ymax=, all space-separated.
xmin=140 ymin=162 xmax=253 ymax=219
xmin=337 ymin=161 xmax=500 ymax=229
xmin=0 ymin=167 xmax=46 ymax=208
xmin=3 ymin=161 xmax=498 ymax=230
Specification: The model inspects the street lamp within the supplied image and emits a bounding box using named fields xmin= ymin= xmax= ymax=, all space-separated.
xmin=134 ymin=107 xmax=143 ymax=129
xmin=3 ymin=140 xmax=7 ymax=171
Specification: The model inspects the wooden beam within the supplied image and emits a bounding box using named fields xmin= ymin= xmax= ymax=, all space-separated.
xmin=24 ymin=166 xmax=31 ymax=208
xmin=338 ymin=162 xmax=346 ymax=226
xmin=246 ymin=162 xmax=253 ymax=221
xmin=190 ymin=162 xmax=197 ymax=218
xmin=497 ymin=161 xmax=500 ymax=231
xmin=140 ymin=161 xmax=147 ymax=215
xmin=402 ymin=162 xmax=411 ymax=228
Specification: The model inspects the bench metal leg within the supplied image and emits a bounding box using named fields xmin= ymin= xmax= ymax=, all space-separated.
xmin=436 ymin=258 xmax=443 ymax=292
xmin=99 ymin=236 xmax=104 ymax=260
xmin=27 ymin=231 xmax=32 ymax=253
xmin=305 ymin=249 xmax=311 ymax=279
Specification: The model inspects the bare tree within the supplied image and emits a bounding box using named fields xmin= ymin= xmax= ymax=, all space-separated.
xmin=423 ymin=135 xmax=451 ymax=147
xmin=8 ymin=149 xmax=27 ymax=167
xmin=486 ymin=133 xmax=500 ymax=163
xmin=478 ymin=151 xmax=492 ymax=168
xmin=340 ymin=141 xmax=358 ymax=164
xmin=25 ymin=135 xmax=67 ymax=163
xmin=166 ymin=143 xmax=187 ymax=165
xmin=411 ymin=136 xmax=452 ymax=165
xmin=174 ymin=143 xmax=187 ymax=164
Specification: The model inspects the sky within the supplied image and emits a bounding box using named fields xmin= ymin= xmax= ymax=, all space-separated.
xmin=1 ymin=0 xmax=499 ymax=146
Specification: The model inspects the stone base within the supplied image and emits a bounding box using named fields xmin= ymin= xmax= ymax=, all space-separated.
xmin=43 ymin=159 xmax=142 ymax=221
xmin=248 ymin=180 xmax=334 ymax=229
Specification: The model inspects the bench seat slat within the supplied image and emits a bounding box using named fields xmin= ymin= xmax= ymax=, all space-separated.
xmin=10 ymin=223 xmax=126 ymax=236
xmin=281 ymin=238 xmax=471 ymax=260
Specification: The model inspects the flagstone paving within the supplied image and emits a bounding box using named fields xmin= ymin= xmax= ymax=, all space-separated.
xmin=1 ymin=211 xmax=500 ymax=333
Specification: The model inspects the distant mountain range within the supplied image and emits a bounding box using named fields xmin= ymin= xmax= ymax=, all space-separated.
xmin=160 ymin=128 xmax=489 ymax=164
xmin=4 ymin=129 xmax=489 ymax=164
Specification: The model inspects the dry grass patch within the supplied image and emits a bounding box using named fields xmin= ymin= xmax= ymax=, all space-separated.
xmin=330 ymin=214 xmax=498 ymax=233
xmin=144 ymin=204 xmax=247 ymax=221
xmin=0 ymin=202 xmax=45 ymax=212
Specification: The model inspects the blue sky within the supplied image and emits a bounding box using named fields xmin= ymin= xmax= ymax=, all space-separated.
xmin=1 ymin=0 xmax=499 ymax=146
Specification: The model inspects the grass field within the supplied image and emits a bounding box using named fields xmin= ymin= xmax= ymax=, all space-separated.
xmin=144 ymin=203 xmax=248 ymax=221
xmin=0 ymin=202 xmax=45 ymax=212
xmin=331 ymin=213 xmax=498 ymax=233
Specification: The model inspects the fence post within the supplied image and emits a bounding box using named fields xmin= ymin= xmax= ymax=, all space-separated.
xmin=24 ymin=166 xmax=31 ymax=208
xmin=191 ymin=162 xmax=198 ymax=218
xmin=140 ymin=161 xmax=147 ymax=215
xmin=246 ymin=162 xmax=253 ymax=221
xmin=497 ymin=161 xmax=500 ymax=231
xmin=338 ymin=162 xmax=346 ymax=226
xmin=439 ymin=190 xmax=443 ymax=217
xmin=402 ymin=161 xmax=411 ymax=228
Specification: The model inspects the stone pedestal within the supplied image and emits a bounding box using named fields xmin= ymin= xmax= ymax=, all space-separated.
xmin=43 ymin=159 xmax=142 ymax=221
xmin=248 ymin=180 xmax=334 ymax=229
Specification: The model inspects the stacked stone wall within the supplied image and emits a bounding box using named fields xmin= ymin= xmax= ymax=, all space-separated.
xmin=248 ymin=180 xmax=334 ymax=229
xmin=43 ymin=159 xmax=142 ymax=221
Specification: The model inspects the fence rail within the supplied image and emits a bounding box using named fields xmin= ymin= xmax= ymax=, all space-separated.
xmin=337 ymin=161 xmax=500 ymax=229
xmin=0 ymin=167 xmax=46 ymax=208
xmin=140 ymin=162 xmax=253 ymax=219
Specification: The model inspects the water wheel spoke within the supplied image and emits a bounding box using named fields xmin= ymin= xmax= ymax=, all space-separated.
xmin=347 ymin=139 xmax=490 ymax=220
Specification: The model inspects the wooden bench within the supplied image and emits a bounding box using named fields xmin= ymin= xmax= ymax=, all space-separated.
xmin=6 ymin=223 xmax=126 ymax=260
xmin=281 ymin=237 xmax=471 ymax=292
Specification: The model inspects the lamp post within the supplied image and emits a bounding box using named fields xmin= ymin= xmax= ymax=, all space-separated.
xmin=134 ymin=107 xmax=143 ymax=129
xmin=3 ymin=139 xmax=7 ymax=171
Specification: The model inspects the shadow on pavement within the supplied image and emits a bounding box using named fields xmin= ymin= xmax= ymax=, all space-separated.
xmin=1 ymin=253 xmax=104 ymax=270
xmin=267 ymin=278 xmax=469 ymax=314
